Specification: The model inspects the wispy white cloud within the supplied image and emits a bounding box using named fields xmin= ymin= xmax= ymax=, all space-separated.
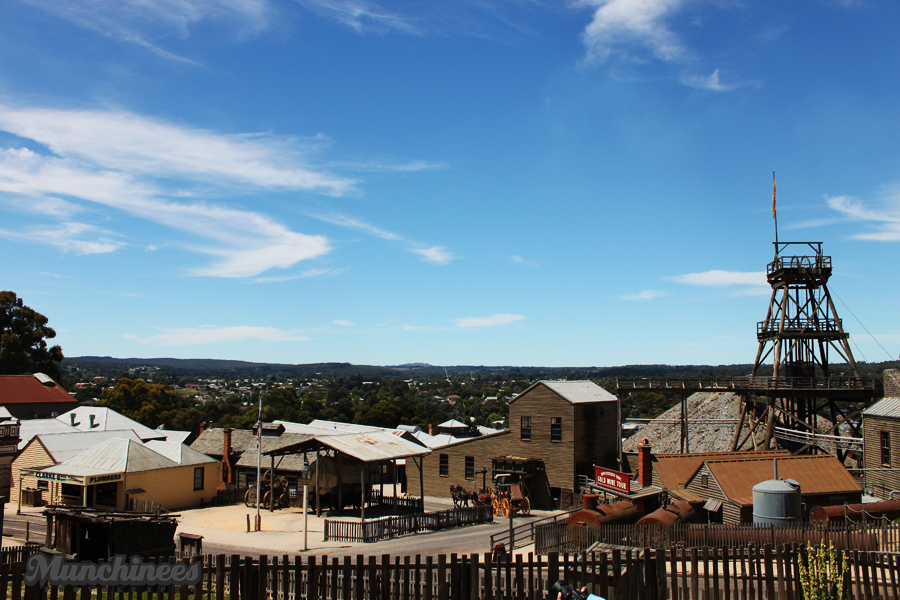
xmin=579 ymin=0 xmax=687 ymax=63
xmin=827 ymin=192 xmax=900 ymax=241
xmin=620 ymin=289 xmax=665 ymax=301
xmin=0 ymin=104 xmax=360 ymax=277
xmin=140 ymin=325 xmax=310 ymax=345
xmin=666 ymin=270 xmax=768 ymax=287
xmin=293 ymin=0 xmax=421 ymax=34
xmin=334 ymin=319 xmax=354 ymax=326
xmin=412 ymin=245 xmax=455 ymax=265
xmin=0 ymin=106 xmax=354 ymax=194
xmin=1 ymin=195 xmax=83 ymax=218
xmin=251 ymin=267 xmax=342 ymax=283
xmin=312 ymin=213 xmax=456 ymax=265
xmin=18 ymin=0 xmax=271 ymax=62
xmin=510 ymin=255 xmax=538 ymax=267
xmin=0 ymin=221 xmax=124 ymax=254
xmin=455 ymin=313 xmax=526 ymax=327
xmin=681 ymin=69 xmax=737 ymax=91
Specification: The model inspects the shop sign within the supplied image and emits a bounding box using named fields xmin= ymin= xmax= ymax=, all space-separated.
xmin=88 ymin=473 xmax=122 ymax=484
xmin=594 ymin=466 xmax=630 ymax=494
xmin=35 ymin=472 xmax=85 ymax=485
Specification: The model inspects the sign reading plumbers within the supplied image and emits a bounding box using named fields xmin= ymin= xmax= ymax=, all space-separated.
xmin=594 ymin=466 xmax=630 ymax=494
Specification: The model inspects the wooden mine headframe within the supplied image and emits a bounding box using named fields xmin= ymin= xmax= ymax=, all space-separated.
xmin=730 ymin=241 xmax=877 ymax=460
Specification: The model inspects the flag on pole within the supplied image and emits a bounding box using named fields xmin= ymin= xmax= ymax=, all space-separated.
xmin=772 ymin=172 xmax=776 ymax=219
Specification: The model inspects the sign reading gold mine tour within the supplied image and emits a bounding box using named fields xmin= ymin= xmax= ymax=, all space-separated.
xmin=594 ymin=466 xmax=630 ymax=494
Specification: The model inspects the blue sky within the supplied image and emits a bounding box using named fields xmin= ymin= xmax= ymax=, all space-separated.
xmin=1 ymin=0 xmax=898 ymax=368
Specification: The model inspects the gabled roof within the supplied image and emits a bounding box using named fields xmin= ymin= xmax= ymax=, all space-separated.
xmin=512 ymin=380 xmax=617 ymax=405
xmin=863 ymin=397 xmax=900 ymax=419
xmin=703 ymin=455 xmax=860 ymax=504
xmin=32 ymin=429 xmax=143 ymax=463
xmin=144 ymin=440 xmax=216 ymax=466
xmin=0 ymin=374 xmax=77 ymax=405
xmin=275 ymin=420 xmax=358 ymax=436
xmin=18 ymin=418 xmax=79 ymax=449
xmin=438 ymin=419 xmax=468 ymax=428
xmin=652 ymin=450 xmax=789 ymax=490
xmin=55 ymin=407 xmax=165 ymax=441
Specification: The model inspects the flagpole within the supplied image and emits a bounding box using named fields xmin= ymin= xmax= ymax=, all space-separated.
xmin=773 ymin=171 xmax=778 ymax=257
xmin=256 ymin=395 xmax=262 ymax=531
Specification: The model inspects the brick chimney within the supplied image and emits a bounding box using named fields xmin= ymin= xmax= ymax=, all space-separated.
xmin=199 ymin=421 xmax=207 ymax=435
xmin=638 ymin=438 xmax=653 ymax=487
xmin=218 ymin=428 xmax=234 ymax=490
xmin=428 ymin=424 xmax=435 ymax=436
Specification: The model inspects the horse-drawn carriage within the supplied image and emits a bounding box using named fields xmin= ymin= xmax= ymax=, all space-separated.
xmin=245 ymin=470 xmax=291 ymax=509
xmin=490 ymin=473 xmax=530 ymax=518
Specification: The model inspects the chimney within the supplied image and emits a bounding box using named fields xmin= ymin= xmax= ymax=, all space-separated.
xmin=219 ymin=428 xmax=234 ymax=488
xmin=638 ymin=438 xmax=653 ymax=487
xmin=223 ymin=428 xmax=233 ymax=456
xmin=774 ymin=458 xmax=779 ymax=480
xmin=70 ymin=413 xmax=76 ymax=426
xmin=428 ymin=424 xmax=435 ymax=436
xmin=89 ymin=414 xmax=97 ymax=428
xmin=199 ymin=421 xmax=207 ymax=435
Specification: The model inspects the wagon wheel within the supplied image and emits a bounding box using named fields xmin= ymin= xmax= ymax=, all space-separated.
xmin=244 ymin=486 xmax=256 ymax=508
xmin=501 ymin=498 xmax=510 ymax=519
xmin=521 ymin=497 xmax=530 ymax=516
xmin=491 ymin=499 xmax=501 ymax=517
xmin=262 ymin=491 xmax=273 ymax=509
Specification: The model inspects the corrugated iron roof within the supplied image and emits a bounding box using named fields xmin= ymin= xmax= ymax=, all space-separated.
xmin=0 ymin=374 xmax=78 ymax=405
xmin=514 ymin=380 xmax=617 ymax=405
xmin=266 ymin=431 xmax=431 ymax=463
xmin=863 ymin=397 xmax=900 ymax=419
xmin=56 ymin=407 xmax=165 ymax=441
xmin=705 ymin=455 xmax=861 ymax=500
xmin=35 ymin=430 xmax=142 ymax=462
xmin=190 ymin=428 xmax=313 ymax=456
xmin=60 ymin=437 xmax=179 ymax=473
xmin=19 ymin=418 xmax=79 ymax=449
xmin=653 ymin=450 xmax=789 ymax=490
xmin=438 ymin=419 xmax=468 ymax=428
xmin=276 ymin=421 xmax=358 ymax=436
xmin=144 ymin=440 xmax=215 ymax=466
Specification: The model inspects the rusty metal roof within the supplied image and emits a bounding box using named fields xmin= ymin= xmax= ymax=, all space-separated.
xmin=653 ymin=450 xmax=789 ymax=490
xmin=0 ymin=374 xmax=77 ymax=405
xmin=705 ymin=455 xmax=861 ymax=501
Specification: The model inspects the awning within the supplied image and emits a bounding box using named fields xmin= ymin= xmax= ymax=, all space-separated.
xmin=703 ymin=498 xmax=723 ymax=512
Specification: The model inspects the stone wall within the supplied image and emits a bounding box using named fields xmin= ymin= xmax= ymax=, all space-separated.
xmin=886 ymin=369 xmax=900 ymax=398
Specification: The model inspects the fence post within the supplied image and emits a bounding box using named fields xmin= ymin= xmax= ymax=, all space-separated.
xmin=547 ymin=552 xmax=559 ymax=588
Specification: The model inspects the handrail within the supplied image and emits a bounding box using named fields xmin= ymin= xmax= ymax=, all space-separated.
xmin=489 ymin=509 xmax=577 ymax=552
xmin=615 ymin=376 xmax=876 ymax=391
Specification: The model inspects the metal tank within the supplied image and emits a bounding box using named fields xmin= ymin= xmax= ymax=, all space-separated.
xmin=752 ymin=477 xmax=801 ymax=526
xmin=635 ymin=501 xmax=699 ymax=527
xmin=809 ymin=499 xmax=900 ymax=524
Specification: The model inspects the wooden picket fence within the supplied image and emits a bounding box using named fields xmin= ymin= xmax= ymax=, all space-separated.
xmin=325 ymin=505 xmax=493 ymax=542
xmin=5 ymin=545 xmax=900 ymax=599
xmin=536 ymin=520 xmax=900 ymax=555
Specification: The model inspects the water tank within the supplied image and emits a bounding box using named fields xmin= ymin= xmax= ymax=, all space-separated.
xmin=752 ymin=478 xmax=801 ymax=526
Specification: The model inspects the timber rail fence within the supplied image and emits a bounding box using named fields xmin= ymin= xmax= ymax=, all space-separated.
xmin=325 ymin=505 xmax=493 ymax=543
xmin=2 ymin=546 xmax=900 ymax=599
xmin=536 ymin=520 xmax=900 ymax=555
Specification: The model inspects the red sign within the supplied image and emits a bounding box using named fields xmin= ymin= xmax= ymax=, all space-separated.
xmin=594 ymin=466 xmax=630 ymax=494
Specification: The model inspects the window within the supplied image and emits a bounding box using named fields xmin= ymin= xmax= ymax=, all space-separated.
xmin=36 ymin=480 xmax=49 ymax=490
xmin=521 ymin=416 xmax=531 ymax=441
xmin=95 ymin=482 xmax=117 ymax=506
xmin=465 ymin=457 xmax=475 ymax=480
xmin=551 ymin=417 xmax=562 ymax=442
xmin=882 ymin=431 xmax=891 ymax=466
xmin=701 ymin=474 xmax=708 ymax=488
xmin=439 ymin=454 xmax=449 ymax=477
xmin=60 ymin=483 xmax=81 ymax=498
xmin=193 ymin=466 xmax=205 ymax=491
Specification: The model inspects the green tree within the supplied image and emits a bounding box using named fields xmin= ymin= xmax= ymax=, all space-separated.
xmin=0 ymin=291 xmax=64 ymax=380
xmin=96 ymin=375 xmax=187 ymax=429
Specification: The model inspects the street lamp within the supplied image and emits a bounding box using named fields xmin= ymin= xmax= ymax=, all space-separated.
xmin=300 ymin=454 xmax=311 ymax=552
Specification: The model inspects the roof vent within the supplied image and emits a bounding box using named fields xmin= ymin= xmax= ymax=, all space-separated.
xmin=33 ymin=373 xmax=55 ymax=387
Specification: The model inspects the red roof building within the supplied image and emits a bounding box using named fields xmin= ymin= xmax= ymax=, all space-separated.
xmin=0 ymin=374 xmax=78 ymax=420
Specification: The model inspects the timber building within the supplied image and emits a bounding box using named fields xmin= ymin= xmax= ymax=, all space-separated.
xmin=862 ymin=393 xmax=900 ymax=499
xmin=407 ymin=380 xmax=619 ymax=509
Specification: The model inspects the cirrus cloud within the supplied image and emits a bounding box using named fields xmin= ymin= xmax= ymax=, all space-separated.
xmin=140 ymin=325 xmax=310 ymax=345
xmin=455 ymin=313 xmax=526 ymax=328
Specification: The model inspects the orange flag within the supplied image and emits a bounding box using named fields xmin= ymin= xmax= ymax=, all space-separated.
xmin=772 ymin=172 xmax=776 ymax=219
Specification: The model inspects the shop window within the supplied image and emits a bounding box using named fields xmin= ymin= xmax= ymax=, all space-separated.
xmin=521 ymin=417 xmax=531 ymax=441
xmin=194 ymin=466 xmax=205 ymax=491
xmin=439 ymin=454 xmax=449 ymax=477
xmin=465 ymin=457 xmax=475 ymax=480
xmin=95 ymin=482 xmax=117 ymax=506
xmin=551 ymin=417 xmax=562 ymax=442
xmin=61 ymin=483 xmax=81 ymax=498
